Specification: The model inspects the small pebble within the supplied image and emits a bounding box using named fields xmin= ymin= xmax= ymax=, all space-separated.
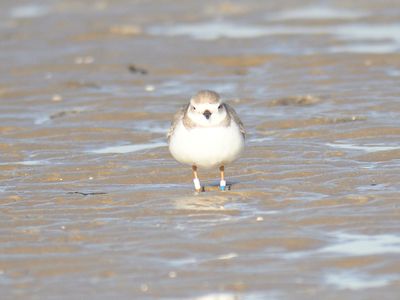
xmin=52 ymin=94 xmax=62 ymax=102
xmin=74 ymin=56 xmax=94 ymax=64
xmin=168 ymin=271 xmax=177 ymax=278
xmin=88 ymin=177 xmax=94 ymax=180
xmin=145 ymin=85 xmax=155 ymax=92
xmin=256 ymin=216 xmax=264 ymax=221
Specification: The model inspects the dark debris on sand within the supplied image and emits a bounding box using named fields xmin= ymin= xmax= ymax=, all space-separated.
xmin=128 ymin=64 xmax=148 ymax=75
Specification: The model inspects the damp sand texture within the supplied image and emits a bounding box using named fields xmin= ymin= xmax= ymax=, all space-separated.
xmin=1 ymin=1 xmax=400 ymax=299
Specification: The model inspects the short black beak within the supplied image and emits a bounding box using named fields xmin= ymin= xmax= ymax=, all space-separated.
xmin=203 ymin=110 xmax=212 ymax=120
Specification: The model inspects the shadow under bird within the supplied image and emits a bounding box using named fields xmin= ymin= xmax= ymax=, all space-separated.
xmin=167 ymin=90 xmax=245 ymax=192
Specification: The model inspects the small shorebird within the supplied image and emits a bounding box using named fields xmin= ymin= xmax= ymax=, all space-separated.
xmin=167 ymin=90 xmax=245 ymax=192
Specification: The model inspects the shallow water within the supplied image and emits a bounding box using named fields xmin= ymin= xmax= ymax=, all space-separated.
xmin=1 ymin=0 xmax=400 ymax=299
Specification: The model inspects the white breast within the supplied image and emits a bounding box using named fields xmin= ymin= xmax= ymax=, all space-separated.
xmin=168 ymin=121 xmax=244 ymax=169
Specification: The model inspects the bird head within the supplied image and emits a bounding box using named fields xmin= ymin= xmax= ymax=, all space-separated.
xmin=186 ymin=90 xmax=227 ymax=127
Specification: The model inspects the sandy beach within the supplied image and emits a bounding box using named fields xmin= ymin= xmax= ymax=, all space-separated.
xmin=1 ymin=0 xmax=400 ymax=299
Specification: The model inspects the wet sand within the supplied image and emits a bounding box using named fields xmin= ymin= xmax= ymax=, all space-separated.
xmin=1 ymin=0 xmax=400 ymax=299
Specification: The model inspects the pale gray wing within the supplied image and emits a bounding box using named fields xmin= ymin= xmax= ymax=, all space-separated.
xmin=167 ymin=103 xmax=189 ymax=142
xmin=224 ymin=103 xmax=246 ymax=138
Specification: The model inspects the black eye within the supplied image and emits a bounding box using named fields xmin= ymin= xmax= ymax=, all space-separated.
xmin=218 ymin=104 xmax=222 ymax=109
xmin=192 ymin=106 xmax=196 ymax=110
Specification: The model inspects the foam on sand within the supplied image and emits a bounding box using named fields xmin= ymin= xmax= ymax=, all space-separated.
xmin=88 ymin=141 xmax=166 ymax=154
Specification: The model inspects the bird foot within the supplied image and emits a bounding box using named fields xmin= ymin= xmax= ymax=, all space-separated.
xmin=193 ymin=178 xmax=202 ymax=192
xmin=219 ymin=180 xmax=226 ymax=191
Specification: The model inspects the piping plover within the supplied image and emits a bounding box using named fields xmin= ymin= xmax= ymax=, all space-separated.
xmin=167 ymin=90 xmax=245 ymax=192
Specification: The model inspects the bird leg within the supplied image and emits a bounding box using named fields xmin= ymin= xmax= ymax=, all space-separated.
xmin=192 ymin=165 xmax=202 ymax=192
xmin=219 ymin=165 xmax=226 ymax=191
